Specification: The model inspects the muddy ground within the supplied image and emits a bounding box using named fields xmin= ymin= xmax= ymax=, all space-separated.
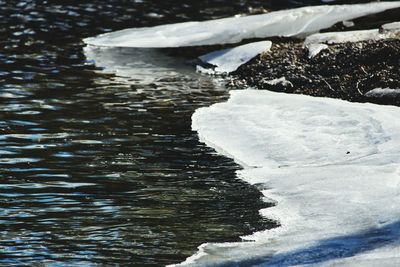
xmin=221 ymin=7 xmax=400 ymax=106
xmin=228 ymin=38 xmax=400 ymax=106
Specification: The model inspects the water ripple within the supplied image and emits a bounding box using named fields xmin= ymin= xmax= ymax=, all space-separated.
xmin=0 ymin=0 xmax=278 ymax=265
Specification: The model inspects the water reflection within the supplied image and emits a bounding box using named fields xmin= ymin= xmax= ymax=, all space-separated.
xmin=0 ymin=1 xmax=277 ymax=265
xmin=84 ymin=46 xmax=193 ymax=83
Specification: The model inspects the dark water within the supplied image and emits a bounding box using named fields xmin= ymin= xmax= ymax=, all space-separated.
xmin=1 ymin=0 xmax=377 ymax=266
xmin=0 ymin=1 xmax=280 ymax=266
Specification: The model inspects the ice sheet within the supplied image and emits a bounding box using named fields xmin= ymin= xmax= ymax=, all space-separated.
xmin=175 ymin=90 xmax=400 ymax=266
xmin=83 ymin=2 xmax=400 ymax=48
xmin=197 ymin=41 xmax=271 ymax=74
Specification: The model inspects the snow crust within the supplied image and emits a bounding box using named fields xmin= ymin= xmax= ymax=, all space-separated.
xmin=177 ymin=90 xmax=400 ymax=266
xmin=83 ymin=2 xmax=400 ymax=48
xmin=197 ymin=41 xmax=271 ymax=74
xmin=365 ymin=88 xmax=400 ymax=98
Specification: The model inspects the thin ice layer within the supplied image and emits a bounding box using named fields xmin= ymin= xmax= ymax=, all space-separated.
xmin=197 ymin=41 xmax=271 ymax=74
xmin=304 ymin=28 xmax=400 ymax=46
xmin=176 ymin=90 xmax=400 ymax=266
xmin=382 ymin=21 xmax=400 ymax=31
xmin=304 ymin=25 xmax=400 ymax=57
xmin=83 ymin=2 xmax=400 ymax=48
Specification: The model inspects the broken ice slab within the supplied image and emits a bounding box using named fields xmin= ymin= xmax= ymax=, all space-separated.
xmin=84 ymin=2 xmax=400 ymax=48
xmin=197 ymin=41 xmax=272 ymax=74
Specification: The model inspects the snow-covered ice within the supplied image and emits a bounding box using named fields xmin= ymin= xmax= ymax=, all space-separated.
xmin=197 ymin=41 xmax=271 ymax=74
xmin=175 ymin=90 xmax=400 ymax=266
xmin=83 ymin=2 xmax=400 ymax=48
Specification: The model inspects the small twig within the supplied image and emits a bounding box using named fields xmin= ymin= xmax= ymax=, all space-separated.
xmin=356 ymin=81 xmax=364 ymax=96
xmin=360 ymin=66 xmax=368 ymax=75
xmin=322 ymin=78 xmax=334 ymax=92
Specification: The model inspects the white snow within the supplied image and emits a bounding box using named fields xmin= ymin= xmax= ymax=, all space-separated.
xmin=197 ymin=41 xmax=271 ymax=74
xmin=365 ymin=88 xmax=400 ymax=98
xmin=174 ymin=90 xmax=400 ymax=266
xmin=83 ymin=2 xmax=400 ymax=48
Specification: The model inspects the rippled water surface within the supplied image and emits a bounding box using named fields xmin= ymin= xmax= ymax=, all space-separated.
xmin=3 ymin=0 xmax=383 ymax=265
xmin=0 ymin=1 xmax=283 ymax=266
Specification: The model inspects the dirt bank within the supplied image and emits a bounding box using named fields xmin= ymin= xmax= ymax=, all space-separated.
xmin=228 ymin=38 xmax=400 ymax=106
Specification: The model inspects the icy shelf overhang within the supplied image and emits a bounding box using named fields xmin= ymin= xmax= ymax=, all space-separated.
xmin=175 ymin=90 xmax=400 ymax=266
xmin=83 ymin=2 xmax=400 ymax=48
xmin=197 ymin=41 xmax=272 ymax=74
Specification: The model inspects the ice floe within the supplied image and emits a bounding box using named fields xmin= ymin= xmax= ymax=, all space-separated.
xmin=307 ymin=43 xmax=329 ymax=58
xmin=176 ymin=90 xmax=400 ymax=266
xmin=382 ymin=21 xmax=400 ymax=32
xmin=197 ymin=41 xmax=271 ymax=74
xmin=365 ymin=88 xmax=400 ymax=98
xmin=304 ymin=24 xmax=400 ymax=57
xmin=342 ymin=20 xmax=355 ymax=28
xmin=84 ymin=2 xmax=400 ymax=48
xmin=263 ymin=77 xmax=293 ymax=87
xmin=305 ymin=28 xmax=400 ymax=47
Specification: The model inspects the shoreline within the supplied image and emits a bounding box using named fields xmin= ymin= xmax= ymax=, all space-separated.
xmin=178 ymin=7 xmax=400 ymax=266
xmin=228 ymin=37 xmax=400 ymax=106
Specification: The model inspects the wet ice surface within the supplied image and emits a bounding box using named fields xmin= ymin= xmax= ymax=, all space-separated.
xmin=183 ymin=90 xmax=400 ymax=266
